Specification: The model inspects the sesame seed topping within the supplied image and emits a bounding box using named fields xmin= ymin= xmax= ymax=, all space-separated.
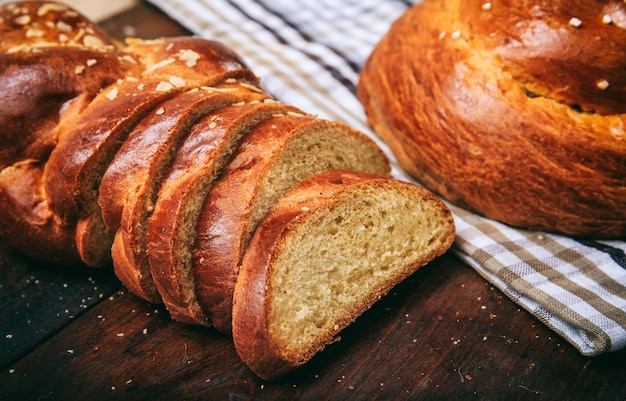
xmin=178 ymin=49 xmax=201 ymax=67
xmin=602 ymin=14 xmax=612 ymax=25
xmin=75 ymin=65 xmax=85 ymax=75
xmin=202 ymin=86 xmax=236 ymax=92
xmin=225 ymin=78 xmax=237 ymax=84
xmin=596 ymin=79 xmax=609 ymax=90
xmin=25 ymin=28 xmax=44 ymax=38
xmin=438 ymin=31 xmax=447 ymax=40
xmin=451 ymin=30 xmax=462 ymax=39
xmin=120 ymin=54 xmax=137 ymax=64
xmin=155 ymin=107 xmax=165 ymax=115
xmin=481 ymin=2 xmax=492 ymax=10
xmin=72 ymin=28 xmax=85 ymax=43
xmin=156 ymin=81 xmax=174 ymax=92
xmin=569 ymin=17 xmax=582 ymax=28
xmin=56 ymin=20 xmax=72 ymax=32
xmin=37 ymin=3 xmax=68 ymax=16
xmin=208 ymin=121 xmax=217 ymax=129
xmin=86 ymin=58 xmax=97 ymax=67
xmin=105 ymin=87 xmax=119 ymax=100
xmin=83 ymin=35 xmax=105 ymax=49
xmin=14 ymin=14 xmax=30 ymax=26
xmin=168 ymin=75 xmax=186 ymax=88
xmin=144 ymin=57 xmax=175 ymax=74
xmin=240 ymin=82 xmax=264 ymax=93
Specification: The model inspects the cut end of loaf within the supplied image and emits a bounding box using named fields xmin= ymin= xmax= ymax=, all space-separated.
xmin=232 ymin=170 xmax=455 ymax=380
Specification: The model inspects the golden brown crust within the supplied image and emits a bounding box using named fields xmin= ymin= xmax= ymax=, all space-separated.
xmin=111 ymin=226 xmax=159 ymax=302
xmin=0 ymin=1 xmax=127 ymax=179
xmin=0 ymin=1 xmax=126 ymax=262
xmin=358 ymin=0 xmax=626 ymax=238
xmin=232 ymin=170 xmax=455 ymax=380
xmin=0 ymin=48 xmax=126 ymax=170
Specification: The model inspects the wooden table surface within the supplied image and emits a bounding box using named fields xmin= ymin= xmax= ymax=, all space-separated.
xmin=1 ymin=2 xmax=625 ymax=400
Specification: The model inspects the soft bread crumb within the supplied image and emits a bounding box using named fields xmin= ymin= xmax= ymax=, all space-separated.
xmin=269 ymin=183 xmax=452 ymax=355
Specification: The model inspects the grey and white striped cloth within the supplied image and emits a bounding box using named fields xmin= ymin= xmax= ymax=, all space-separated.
xmin=148 ymin=0 xmax=626 ymax=356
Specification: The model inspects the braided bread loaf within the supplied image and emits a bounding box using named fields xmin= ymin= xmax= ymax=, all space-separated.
xmin=0 ymin=1 xmax=456 ymax=379
xmin=358 ymin=0 xmax=626 ymax=239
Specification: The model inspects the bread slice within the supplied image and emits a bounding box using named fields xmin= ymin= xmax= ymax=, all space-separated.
xmin=194 ymin=116 xmax=391 ymax=332
xmin=146 ymin=100 xmax=299 ymax=325
xmin=108 ymin=86 xmax=265 ymax=304
xmin=42 ymin=37 xmax=257 ymax=266
xmin=232 ymin=170 xmax=455 ymax=380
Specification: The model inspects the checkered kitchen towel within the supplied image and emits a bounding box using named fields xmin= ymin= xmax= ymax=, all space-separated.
xmin=147 ymin=0 xmax=626 ymax=356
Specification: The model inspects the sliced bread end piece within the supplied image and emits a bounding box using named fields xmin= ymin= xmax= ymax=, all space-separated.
xmin=232 ymin=169 xmax=455 ymax=380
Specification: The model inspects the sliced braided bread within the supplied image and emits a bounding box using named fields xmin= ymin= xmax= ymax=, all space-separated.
xmin=146 ymin=101 xmax=303 ymax=325
xmin=0 ymin=1 xmax=455 ymax=380
xmin=107 ymin=85 xmax=267 ymax=304
xmin=194 ymin=114 xmax=391 ymax=332
xmin=45 ymin=37 xmax=258 ymax=266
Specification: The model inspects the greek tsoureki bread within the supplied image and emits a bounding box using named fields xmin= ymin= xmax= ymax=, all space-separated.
xmin=0 ymin=1 xmax=456 ymax=379
xmin=358 ymin=0 xmax=626 ymax=238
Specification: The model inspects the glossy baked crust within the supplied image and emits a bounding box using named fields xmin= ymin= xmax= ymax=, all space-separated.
xmin=358 ymin=0 xmax=626 ymax=238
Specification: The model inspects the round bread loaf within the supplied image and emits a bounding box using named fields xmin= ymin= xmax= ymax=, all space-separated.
xmin=358 ymin=0 xmax=626 ymax=238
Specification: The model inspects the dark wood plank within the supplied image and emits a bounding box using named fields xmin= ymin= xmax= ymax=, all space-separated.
xmin=2 ymin=252 xmax=625 ymax=401
xmin=0 ymin=2 xmax=625 ymax=400
xmin=0 ymin=243 xmax=121 ymax=369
